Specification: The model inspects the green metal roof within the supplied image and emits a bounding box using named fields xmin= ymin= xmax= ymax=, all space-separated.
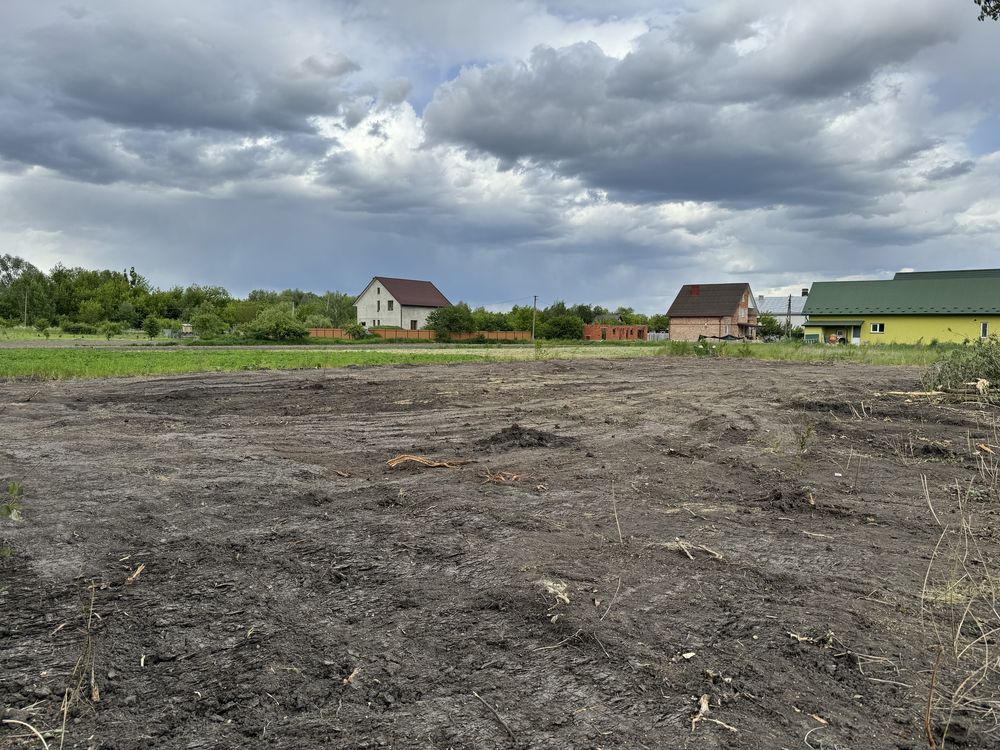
xmin=803 ymin=320 xmax=864 ymax=327
xmin=803 ymin=278 xmax=1000 ymax=316
xmin=894 ymin=268 xmax=1000 ymax=281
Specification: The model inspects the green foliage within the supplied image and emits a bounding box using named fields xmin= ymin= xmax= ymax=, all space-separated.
xmin=33 ymin=317 xmax=50 ymax=334
xmin=540 ymin=314 xmax=584 ymax=340
xmin=426 ymin=303 xmax=475 ymax=341
xmin=757 ymin=314 xmax=784 ymax=338
xmin=1 ymin=482 xmax=23 ymax=522
xmin=98 ymin=320 xmax=125 ymax=340
xmin=191 ymin=310 xmax=227 ymax=338
xmin=61 ymin=321 xmax=98 ymax=335
xmin=142 ymin=315 xmax=161 ymax=339
xmin=243 ymin=307 xmax=309 ymax=341
xmin=471 ymin=307 xmax=510 ymax=331
xmin=647 ymin=314 xmax=670 ymax=333
xmin=343 ymin=323 xmax=367 ymax=340
xmin=922 ymin=338 xmax=1000 ymax=391
xmin=303 ymin=314 xmax=335 ymax=328
xmin=78 ymin=299 xmax=103 ymax=324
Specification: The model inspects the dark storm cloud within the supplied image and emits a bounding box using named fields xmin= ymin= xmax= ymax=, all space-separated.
xmin=424 ymin=3 xmax=960 ymax=211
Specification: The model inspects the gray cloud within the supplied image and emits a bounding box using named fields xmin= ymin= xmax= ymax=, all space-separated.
xmin=0 ymin=0 xmax=998 ymax=311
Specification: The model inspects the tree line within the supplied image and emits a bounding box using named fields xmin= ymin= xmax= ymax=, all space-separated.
xmin=0 ymin=254 xmax=356 ymax=338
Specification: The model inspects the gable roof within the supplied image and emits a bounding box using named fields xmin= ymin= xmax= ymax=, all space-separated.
xmin=804 ymin=277 xmax=1000 ymax=315
xmin=757 ymin=295 xmax=808 ymax=316
xmin=894 ymin=268 xmax=1000 ymax=281
xmin=359 ymin=277 xmax=451 ymax=307
xmin=667 ymin=283 xmax=754 ymax=318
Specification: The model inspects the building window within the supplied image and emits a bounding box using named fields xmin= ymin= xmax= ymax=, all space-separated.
xmin=377 ymin=300 xmax=380 ymax=312
xmin=982 ymin=322 xmax=989 ymax=339
xmin=388 ymin=300 xmax=394 ymax=311
xmin=376 ymin=319 xmax=380 ymax=326
xmin=410 ymin=320 xmax=417 ymax=330
xmin=871 ymin=323 xmax=885 ymax=334
xmin=360 ymin=321 xmax=365 ymax=327
xmin=376 ymin=287 xmax=380 ymax=295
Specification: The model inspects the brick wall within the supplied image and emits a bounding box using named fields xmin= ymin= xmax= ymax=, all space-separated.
xmin=668 ymin=317 xmax=731 ymax=341
xmin=582 ymin=324 xmax=649 ymax=341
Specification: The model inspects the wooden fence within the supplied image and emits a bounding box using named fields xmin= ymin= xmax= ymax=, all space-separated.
xmin=308 ymin=328 xmax=531 ymax=342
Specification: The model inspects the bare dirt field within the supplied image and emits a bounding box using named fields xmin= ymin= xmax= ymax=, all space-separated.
xmin=3 ymin=358 xmax=999 ymax=749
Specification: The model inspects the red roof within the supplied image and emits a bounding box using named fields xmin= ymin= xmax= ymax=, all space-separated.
xmin=369 ymin=277 xmax=451 ymax=307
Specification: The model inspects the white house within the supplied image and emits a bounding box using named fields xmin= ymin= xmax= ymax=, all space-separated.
xmin=355 ymin=276 xmax=451 ymax=330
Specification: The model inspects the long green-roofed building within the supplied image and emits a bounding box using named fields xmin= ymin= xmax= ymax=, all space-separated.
xmin=802 ymin=269 xmax=1000 ymax=345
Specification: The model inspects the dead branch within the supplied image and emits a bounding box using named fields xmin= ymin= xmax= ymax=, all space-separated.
xmin=386 ymin=454 xmax=471 ymax=469
xmin=472 ymin=691 xmax=516 ymax=741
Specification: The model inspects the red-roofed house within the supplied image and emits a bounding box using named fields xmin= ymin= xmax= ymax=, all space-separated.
xmin=355 ymin=276 xmax=451 ymax=330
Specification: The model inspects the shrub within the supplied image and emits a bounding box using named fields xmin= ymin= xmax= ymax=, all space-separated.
xmin=343 ymin=323 xmax=367 ymax=340
xmin=244 ymin=307 xmax=309 ymax=341
xmin=426 ymin=303 xmax=475 ymax=341
xmin=191 ymin=311 xmax=227 ymax=338
xmin=922 ymin=338 xmax=1000 ymax=391
xmin=61 ymin=321 xmax=98 ymax=335
xmin=33 ymin=318 xmax=50 ymax=335
xmin=98 ymin=321 xmax=125 ymax=340
xmin=303 ymin=314 xmax=335 ymax=329
xmin=540 ymin=314 xmax=584 ymax=340
xmin=142 ymin=315 xmax=161 ymax=339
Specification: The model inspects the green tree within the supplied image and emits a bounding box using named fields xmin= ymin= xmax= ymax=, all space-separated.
xmin=648 ymin=314 xmax=670 ymax=333
xmin=243 ymin=307 xmax=308 ymax=341
xmin=425 ymin=303 xmax=475 ymax=340
xmin=33 ymin=318 xmax=50 ymax=337
xmin=98 ymin=321 xmax=125 ymax=340
xmin=471 ymin=307 xmax=510 ymax=331
xmin=191 ymin=310 xmax=227 ymax=338
xmin=142 ymin=315 xmax=161 ymax=339
xmin=78 ymin=299 xmax=103 ymax=324
xmin=757 ymin=314 xmax=784 ymax=338
xmin=540 ymin=314 xmax=584 ymax=340
xmin=303 ymin=314 xmax=335 ymax=328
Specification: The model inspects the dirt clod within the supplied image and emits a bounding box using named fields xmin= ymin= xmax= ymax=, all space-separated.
xmin=476 ymin=423 xmax=573 ymax=451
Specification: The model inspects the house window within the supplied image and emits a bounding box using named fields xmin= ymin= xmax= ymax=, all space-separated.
xmin=360 ymin=321 xmax=365 ymax=327
xmin=388 ymin=300 xmax=394 ymax=311
xmin=376 ymin=319 xmax=380 ymax=326
xmin=377 ymin=300 xmax=380 ymax=312
xmin=377 ymin=287 xmax=380 ymax=295
xmin=982 ymin=322 xmax=989 ymax=339
xmin=410 ymin=320 xmax=417 ymax=330
xmin=871 ymin=323 xmax=885 ymax=334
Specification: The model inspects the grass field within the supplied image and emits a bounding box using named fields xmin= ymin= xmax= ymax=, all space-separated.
xmin=0 ymin=340 xmax=951 ymax=379
xmin=0 ymin=348 xmax=487 ymax=379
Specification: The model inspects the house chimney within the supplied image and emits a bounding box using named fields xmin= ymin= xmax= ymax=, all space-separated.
xmin=691 ymin=285 xmax=700 ymax=296
xmin=801 ymin=288 xmax=809 ymax=297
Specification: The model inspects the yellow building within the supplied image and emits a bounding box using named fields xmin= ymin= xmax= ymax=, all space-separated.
xmin=803 ymin=269 xmax=1000 ymax=345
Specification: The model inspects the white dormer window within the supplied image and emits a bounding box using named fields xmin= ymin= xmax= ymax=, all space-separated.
xmin=871 ymin=323 xmax=885 ymax=334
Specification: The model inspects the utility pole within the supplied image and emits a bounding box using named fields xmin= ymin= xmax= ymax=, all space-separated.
xmin=24 ymin=290 xmax=28 ymax=327
xmin=531 ymin=295 xmax=538 ymax=341
xmin=786 ymin=295 xmax=792 ymax=338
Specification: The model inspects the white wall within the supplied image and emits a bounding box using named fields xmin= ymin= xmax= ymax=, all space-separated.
xmin=398 ymin=306 xmax=438 ymax=330
xmin=355 ymin=281 xmax=398 ymax=327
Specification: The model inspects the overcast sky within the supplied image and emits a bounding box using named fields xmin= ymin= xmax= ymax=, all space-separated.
xmin=1 ymin=1 xmax=999 ymax=311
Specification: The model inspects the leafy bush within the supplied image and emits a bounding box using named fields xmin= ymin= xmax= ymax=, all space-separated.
xmin=540 ymin=314 xmax=584 ymax=340
xmin=426 ymin=303 xmax=475 ymax=341
xmin=304 ymin=314 xmax=335 ymax=329
xmin=343 ymin=323 xmax=367 ymax=340
xmin=757 ymin=314 xmax=784 ymax=338
xmin=61 ymin=321 xmax=98 ymax=335
xmin=243 ymin=307 xmax=309 ymax=341
xmin=98 ymin=321 xmax=125 ymax=340
xmin=191 ymin=311 xmax=227 ymax=338
xmin=922 ymin=338 xmax=1000 ymax=391
xmin=142 ymin=315 xmax=161 ymax=339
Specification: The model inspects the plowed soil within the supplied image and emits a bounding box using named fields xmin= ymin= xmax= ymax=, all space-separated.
xmin=3 ymin=357 xmax=999 ymax=749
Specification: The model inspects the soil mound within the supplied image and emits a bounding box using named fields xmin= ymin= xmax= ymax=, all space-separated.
xmin=476 ymin=423 xmax=572 ymax=451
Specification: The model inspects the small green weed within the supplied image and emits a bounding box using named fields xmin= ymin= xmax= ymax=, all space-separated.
xmin=1 ymin=481 xmax=23 ymax=522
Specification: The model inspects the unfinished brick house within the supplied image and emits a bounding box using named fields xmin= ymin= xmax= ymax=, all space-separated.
xmin=666 ymin=283 xmax=758 ymax=341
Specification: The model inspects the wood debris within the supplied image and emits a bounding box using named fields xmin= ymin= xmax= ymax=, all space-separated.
xmin=333 ymin=470 xmax=351 ymax=477
xmin=691 ymin=694 xmax=737 ymax=734
xmin=342 ymin=666 xmax=362 ymax=686
xmin=481 ymin=470 xmax=523 ymax=484
xmin=125 ymin=563 xmax=146 ymax=584
xmin=386 ymin=455 xmax=471 ymax=469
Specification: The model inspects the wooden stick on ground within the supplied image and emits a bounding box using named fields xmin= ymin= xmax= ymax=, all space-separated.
xmin=472 ymin=691 xmax=516 ymax=741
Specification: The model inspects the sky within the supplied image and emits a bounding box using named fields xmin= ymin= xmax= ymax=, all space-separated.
xmin=1 ymin=0 xmax=999 ymax=313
